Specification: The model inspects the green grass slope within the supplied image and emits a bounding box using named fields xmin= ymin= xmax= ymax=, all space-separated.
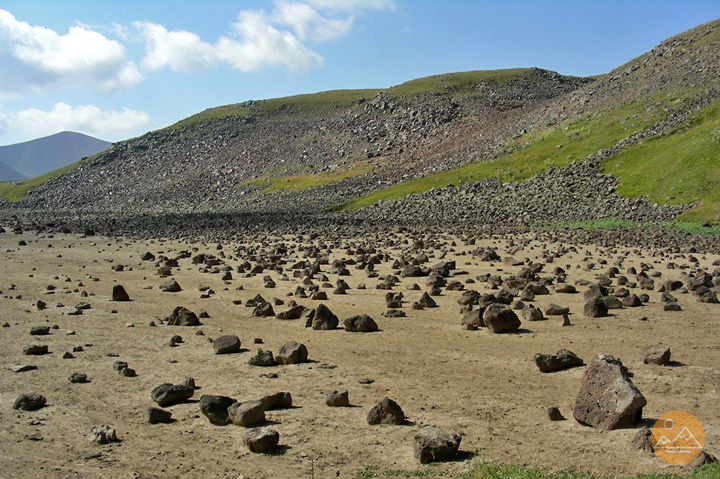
xmin=0 ymin=161 xmax=80 ymax=202
xmin=336 ymin=90 xmax=720 ymax=224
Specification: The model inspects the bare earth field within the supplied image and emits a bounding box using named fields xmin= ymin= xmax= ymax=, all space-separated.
xmin=0 ymin=229 xmax=718 ymax=479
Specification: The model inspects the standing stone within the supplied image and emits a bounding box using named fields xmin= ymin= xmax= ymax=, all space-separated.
xmin=413 ymin=426 xmax=461 ymax=464
xmin=112 ymin=285 xmax=130 ymax=302
xmin=642 ymin=343 xmax=671 ymax=365
xmin=243 ymin=428 xmax=279 ymax=452
xmin=213 ymin=335 xmax=241 ymax=354
xmin=573 ymin=354 xmax=646 ymax=430
xmin=367 ymin=397 xmax=405 ymax=425
xmin=275 ymin=341 xmax=308 ymax=365
xmin=199 ymin=395 xmax=236 ymax=425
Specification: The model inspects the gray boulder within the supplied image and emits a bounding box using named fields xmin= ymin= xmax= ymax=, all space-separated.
xmin=583 ymin=297 xmax=608 ymax=318
xmin=243 ymin=428 xmax=279 ymax=453
xmin=145 ymin=407 xmax=173 ymax=424
xmin=642 ymin=343 xmax=671 ymax=365
xmin=13 ymin=393 xmax=46 ymax=411
xmin=248 ymin=349 xmax=275 ymax=366
xmin=165 ymin=306 xmax=200 ymax=326
xmin=160 ymin=280 xmax=182 ymax=292
xmin=326 ymin=390 xmax=350 ymax=407
xmin=228 ymin=400 xmax=265 ymax=427
xmin=311 ymin=304 xmax=339 ymax=330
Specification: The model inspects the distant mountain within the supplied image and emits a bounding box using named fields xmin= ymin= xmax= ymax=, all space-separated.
xmin=0 ymin=160 xmax=26 ymax=181
xmin=0 ymin=131 xmax=111 ymax=179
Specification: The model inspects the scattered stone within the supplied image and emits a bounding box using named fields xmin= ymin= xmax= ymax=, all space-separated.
xmin=89 ymin=425 xmax=119 ymax=444
xmin=413 ymin=426 xmax=462 ymax=464
xmin=112 ymin=361 xmax=128 ymax=371
xmin=483 ymin=304 xmax=521 ymax=333
xmin=573 ymin=354 xmax=646 ymax=430
xmin=145 ymin=407 xmax=173 ymax=424
xmin=367 ymin=397 xmax=405 ymax=425
xmin=112 ymin=285 xmax=130 ymax=301
xmin=521 ymin=305 xmax=545 ymax=321
xmin=199 ymin=395 xmax=236 ymax=425
xmin=119 ymin=367 xmax=137 ymax=377
xmin=326 ymin=390 xmax=350 ymax=407
xmin=248 ymin=349 xmax=275 ymax=366
xmin=259 ymin=392 xmax=292 ymax=410
xmin=13 ymin=393 xmax=46 ymax=411
xmin=8 ymin=365 xmax=37 ymax=373
xmin=461 ymin=309 xmax=484 ymax=330
xmin=534 ymin=350 xmax=584 ymax=373
xmin=545 ymin=304 xmax=570 ymax=315
xmin=243 ymin=428 xmax=280 ymax=453
xmin=150 ymin=383 xmax=194 ymax=407
xmin=629 ymin=426 xmax=653 ymax=453
xmin=213 ymin=335 xmax=241 ymax=354
xmin=642 ymin=343 xmax=671 ymax=365
xmin=69 ymin=373 xmax=88 ymax=383
xmin=275 ymin=341 xmax=308 ymax=365
xmin=583 ymin=297 xmax=608 ymax=318
xmin=23 ymin=345 xmax=48 ymax=355
xmin=63 ymin=352 xmax=74 ymax=359
xmin=310 ymin=303 xmax=339 ymax=330
xmin=228 ymin=400 xmax=265 ymax=427
xmin=29 ymin=326 xmax=50 ymax=336
xmin=159 ymin=280 xmax=182 ymax=292
xmin=344 ymin=314 xmax=379 ymax=332
xmin=165 ymin=306 xmax=201 ymax=326
xmin=546 ymin=406 xmax=565 ymax=421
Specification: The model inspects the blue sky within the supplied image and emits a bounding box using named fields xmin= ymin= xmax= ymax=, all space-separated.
xmin=1 ymin=0 xmax=719 ymax=146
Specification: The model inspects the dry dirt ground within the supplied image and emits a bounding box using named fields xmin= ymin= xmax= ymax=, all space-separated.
xmin=0 ymin=229 xmax=718 ymax=479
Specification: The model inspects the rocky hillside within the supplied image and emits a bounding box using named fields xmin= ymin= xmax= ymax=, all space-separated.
xmin=1 ymin=19 xmax=719 ymax=235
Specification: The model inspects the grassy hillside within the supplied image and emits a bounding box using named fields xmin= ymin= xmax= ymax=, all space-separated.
xmin=387 ymin=68 xmax=534 ymax=97
xmin=336 ymin=89 xmax=720 ymax=223
xmin=0 ymin=161 xmax=80 ymax=202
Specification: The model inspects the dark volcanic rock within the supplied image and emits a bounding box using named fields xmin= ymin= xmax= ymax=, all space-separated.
xmin=213 ymin=335 xmax=241 ymax=354
xmin=145 ymin=407 xmax=173 ymax=424
xmin=165 ymin=306 xmax=201 ymax=326
xmin=13 ymin=393 xmax=46 ymax=411
xmin=243 ymin=428 xmax=279 ymax=453
xmin=311 ymin=303 xmax=339 ymax=330
xmin=276 ymin=340 xmax=308 ymax=365
xmin=199 ymin=395 xmax=236 ymax=425
xmin=642 ymin=343 xmax=671 ymax=365
xmin=367 ymin=397 xmax=405 ymax=425
xmin=343 ymin=314 xmax=378 ymax=332
xmin=150 ymin=383 xmax=194 ymax=407
xmin=413 ymin=425 xmax=462 ymax=464
xmin=583 ymin=297 xmax=608 ymax=318
xmin=573 ymin=354 xmax=646 ymax=430
xmin=482 ymin=303 xmax=521 ymax=333
xmin=326 ymin=390 xmax=350 ymax=407
xmin=112 ymin=285 xmax=130 ymax=301
xmin=534 ymin=349 xmax=584 ymax=373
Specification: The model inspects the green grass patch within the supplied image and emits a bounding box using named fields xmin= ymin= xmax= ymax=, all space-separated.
xmin=337 ymin=94 xmax=675 ymax=211
xmin=170 ymin=89 xmax=382 ymax=129
xmin=354 ymin=465 xmax=444 ymax=479
xmin=604 ymin=98 xmax=720 ymax=224
xmin=242 ymin=159 xmax=379 ymax=194
xmin=457 ymin=461 xmax=720 ymax=479
xmin=539 ymin=219 xmax=720 ymax=233
xmin=0 ymin=161 xmax=80 ymax=202
xmin=387 ymin=69 xmax=534 ymax=97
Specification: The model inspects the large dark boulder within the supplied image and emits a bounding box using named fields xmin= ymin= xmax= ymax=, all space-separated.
xmin=344 ymin=314 xmax=378 ymax=332
xmin=311 ymin=304 xmax=339 ymax=330
xmin=165 ymin=306 xmax=201 ymax=326
xmin=483 ymin=304 xmax=521 ymax=333
xmin=13 ymin=393 xmax=46 ymax=411
xmin=583 ymin=297 xmax=608 ymax=318
xmin=112 ymin=285 xmax=130 ymax=302
xmin=573 ymin=354 xmax=646 ymax=430
xmin=275 ymin=341 xmax=308 ymax=365
xmin=213 ymin=335 xmax=241 ymax=354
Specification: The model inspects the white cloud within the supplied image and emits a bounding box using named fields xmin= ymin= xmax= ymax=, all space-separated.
xmin=0 ymin=9 xmax=142 ymax=93
xmin=135 ymin=22 xmax=217 ymax=72
xmin=134 ymin=1 xmax=393 ymax=74
xmin=9 ymin=103 xmax=150 ymax=139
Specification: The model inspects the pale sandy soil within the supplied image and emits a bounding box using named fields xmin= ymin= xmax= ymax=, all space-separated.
xmin=0 ymin=229 xmax=718 ymax=479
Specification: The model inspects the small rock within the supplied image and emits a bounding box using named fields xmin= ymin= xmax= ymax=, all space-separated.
xmin=275 ymin=341 xmax=308 ymax=365
xmin=199 ymin=395 xmax=236 ymax=425
xmin=69 ymin=373 xmax=88 ymax=383
xmin=150 ymin=383 xmax=194 ymax=407
xmin=629 ymin=426 xmax=653 ymax=453
xmin=228 ymin=400 xmax=265 ymax=427
xmin=367 ymin=397 xmax=405 ymax=425
xmin=642 ymin=343 xmax=671 ymax=365
xmin=145 ymin=407 xmax=173 ymax=424
xmin=243 ymin=428 xmax=279 ymax=453
xmin=112 ymin=285 xmax=130 ymax=301
xmin=326 ymin=390 xmax=350 ymax=407
xmin=248 ymin=349 xmax=275 ymax=366
xmin=29 ymin=326 xmax=50 ymax=336
xmin=413 ymin=425 xmax=461 ymax=464
xmin=13 ymin=393 xmax=46 ymax=411
xmin=213 ymin=335 xmax=241 ymax=354
xmin=23 ymin=345 xmax=48 ymax=355
xmin=534 ymin=350 xmax=584 ymax=373
xmin=547 ymin=406 xmax=565 ymax=421
xmin=89 ymin=425 xmax=119 ymax=444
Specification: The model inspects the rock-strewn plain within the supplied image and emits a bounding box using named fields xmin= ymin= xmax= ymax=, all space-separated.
xmin=1 ymin=228 xmax=718 ymax=478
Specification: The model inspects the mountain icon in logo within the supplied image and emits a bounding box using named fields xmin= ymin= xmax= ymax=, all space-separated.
xmin=653 ymin=426 xmax=703 ymax=452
